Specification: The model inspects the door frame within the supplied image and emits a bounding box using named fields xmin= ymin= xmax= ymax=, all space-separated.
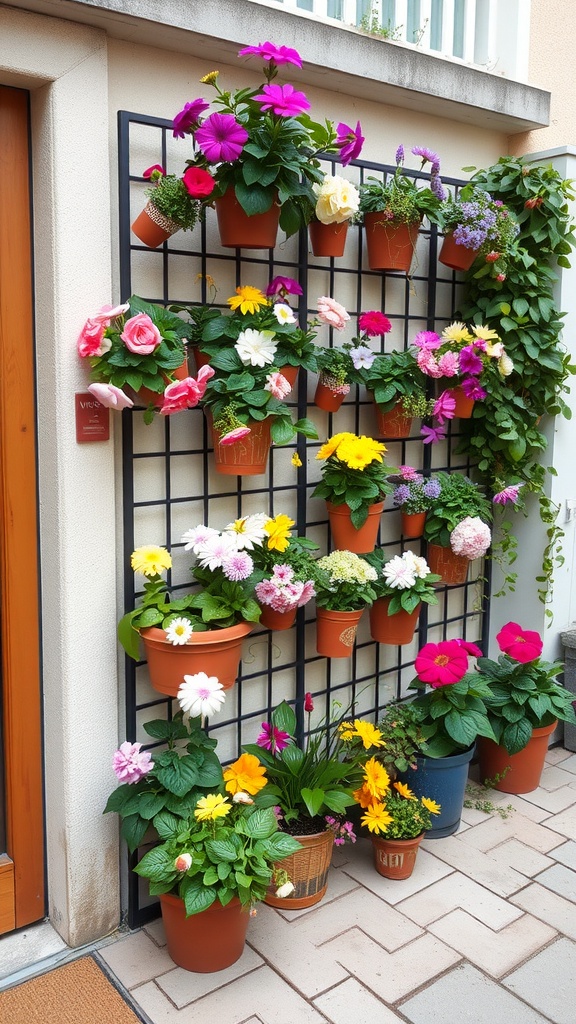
xmin=0 ymin=85 xmax=45 ymax=932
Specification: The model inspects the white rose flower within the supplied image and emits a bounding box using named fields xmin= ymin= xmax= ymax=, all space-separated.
xmin=314 ymin=175 xmax=360 ymax=224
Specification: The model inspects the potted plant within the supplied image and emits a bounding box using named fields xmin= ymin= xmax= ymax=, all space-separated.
xmin=77 ymin=296 xmax=212 ymax=423
xmin=364 ymin=549 xmax=440 ymax=645
xmin=131 ymin=164 xmax=215 ymax=248
xmin=252 ymin=525 xmax=319 ymax=631
xmin=437 ymin=184 xmax=519 ymax=276
xmin=308 ymin=172 xmax=360 ymax=257
xmin=242 ymin=695 xmax=380 ymax=907
xmin=474 ymin=620 xmax=576 ymax=793
xmin=391 ymin=466 xmax=442 ymax=538
xmin=170 ymin=42 xmax=363 ymax=247
xmin=355 ymin=347 xmax=433 ymax=438
xmin=312 ymin=432 xmax=393 ymax=552
xmin=313 ymin=345 xmax=355 ymax=412
xmin=422 ymin=472 xmax=492 ymax=585
xmin=314 ymin=549 xmax=378 ymax=657
xmin=359 ymin=144 xmax=444 ymax=271
xmin=376 ymin=700 xmax=429 ymax=777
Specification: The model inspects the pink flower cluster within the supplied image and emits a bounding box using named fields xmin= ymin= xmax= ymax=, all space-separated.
xmin=77 ymin=303 xmax=130 ymax=358
xmin=449 ymin=516 xmax=492 ymax=559
xmin=112 ymin=741 xmax=153 ymax=784
xmin=160 ymin=365 xmax=214 ymax=415
xmin=255 ymin=564 xmax=315 ymax=612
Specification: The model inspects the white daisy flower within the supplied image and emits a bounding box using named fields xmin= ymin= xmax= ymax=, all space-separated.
xmin=382 ymin=555 xmax=417 ymax=589
xmin=165 ymin=618 xmax=194 ymax=645
xmin=181 ymin=524 xmax=219 ymax=553
xmin=177 ymin=672 xmax=226 ymax=718
xmin=195 ymin=532 xmax=237 ymax=570
xmin=273 ymin=302 xmax=297 ymax=326
xmin=224 ymin=513 xmax=269 ymax=550
xmin=235 ymin=328 xmax=278 ymax=367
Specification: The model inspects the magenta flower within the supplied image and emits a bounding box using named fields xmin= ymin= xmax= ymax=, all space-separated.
xmin=266 ymin=276 xmax=303 ymax=298
xmin=195 ymin=112 xmax=248 ymax=162
xmin=415 ymin=640 xmax=469 ymax=688
xmin=459 ymin=346 xmax=483 ymax=376
xmin=411 ymin=145 xmax=440 ymax=166
xmin=257 ymin=722 xmax=291 ymax=754
xmin=455 ymin=639 xmax=483 ymax=659
xmin=413 ymin=330 xmax=441 ymax=350
xmin=358 ymin=311 xmax=392 ymax=336
xmin=238 ymin=41 xmax=302 ymax=67
xmin=172 ymin=98 xmax=210 ymax=138
xmin=253 ymin=83 xmax=310 ymax=117
xmin=112 ymin=742 xmax=153 ymax=784
xmin=399 ymin=465 xmax=421 ymax=481
xmin=304 ymin=692 xmax=314 ymax=712
xmin=493 ymin=483 xmax=524 ymax=505
xmin=421 ymin=423 xmax=446 ymax=444
xmin=433 ymin=390 xmax=456 ymax=424
xmin=335 ymin=121 xmax=364 ymax=166
xmin=143 ymin=164 xmax=165 ymax=179
xmin=182 ymin=166 xmax=216 ymax=198
xmin=460 ymin=378 xmax=487 ymax=400
xmin=496 ymin=621 xmax=543 ymax=663
xmin=219 ymin=425 xmax=252 ymax=445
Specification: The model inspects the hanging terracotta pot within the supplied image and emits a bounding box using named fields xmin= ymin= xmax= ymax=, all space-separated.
xmin=131 ymin=201 xmax=182 ymax=249
xmin=190 ymin=347 xmax=211 ymax=374
xmin=369 ymin=598 xmax=421 ymax=645
xmin=446 ymin=385 xmax=475 ymax=419
xmin=316 ymin=607 xmax=364 ymax=658
xmin=399 ymin=745 xmax=475 ymax=838
xmin=327 ymin=500 xmax=384 ymax=554
xmin=371 ymin=833 xmax=424 ymax=880
xmin=363 ymin=215 xmax=420 ymax=273
xmin=209 ymin=416 xmax=272 ymax=476
xmin=309 ymin=220 xmax=348 ymax=257
xmin=140 ymin=622 xmax=253 ymax=696
xmin=264 ymin=829 xmax=333 ymax=910
xmin=259 ymin=605 xmax=297 ymax=631
xmin=401 ymin=511 xmax=426 ymax=539
xmin=314 ymin=379 xmax=346 ymax=413
xmin=278 ymin=364 xmax=299 ymax=387
xmin=426 ymin=544 xmax=469 ymax=585
xmin=131 ymin=358 xmax=189 ymax=409
xmin=372 ymin=400 xmax=413 ymax=439
xmin=438 ymin=232 xmax=479 ymax=271
xmin=476 ymin=721 xmax=557 ymax=794
xmin=159 ymin=892 xmax=249 ymax=973
xmin=215 ymin=188 xmax=280 ymax=249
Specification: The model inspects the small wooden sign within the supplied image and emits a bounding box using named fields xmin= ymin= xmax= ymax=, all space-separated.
xmin=75 ymin=392 xmax=110 ymax=442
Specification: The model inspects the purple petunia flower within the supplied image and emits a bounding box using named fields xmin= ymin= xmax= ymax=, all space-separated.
xmin=433 ymin=390 xmax=456 ymax=424
xmin=266 ymin=276 xmax=303 ymax=298
xmin=335 ymin=121 xmax=365 ymax=166
xmin=421 ymin=423 xmax=447 ymax=444
xmin=411 ymin=145 xmax=440 ymax=166
xmin=459 ymin=346 xmax=483 ymax=376
xmin=172 ymin=98 xmax=210 ymax=138
xmin=194 ymin=112 xmax=248 ymax=162
xmin=256 ymin=722 xmax=291 ymax=754
xmin=253 ymin=83 xmax=310 ymax=117
xmin=238 ymin=41 xmax=302 ymax=67
xmin=460 ymin=377 xmax=487 ymax=400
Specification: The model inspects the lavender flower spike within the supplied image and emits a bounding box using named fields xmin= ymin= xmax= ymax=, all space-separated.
xmin=395 ymin=144 xmax=405 ymax=166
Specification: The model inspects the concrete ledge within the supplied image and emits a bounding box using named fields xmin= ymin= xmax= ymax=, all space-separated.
xmin=3 ymin=0 xmax=550 ymax=131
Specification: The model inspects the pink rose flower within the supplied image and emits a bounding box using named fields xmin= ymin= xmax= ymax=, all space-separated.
xmin=77 ymin=318 xmax=111 ymax=358
xmin=121 ymin=313 xmax=162 ymax=355
xmin=317 ymin=296 xmax=350 ymax=331
xmin=160 ymin=366 xmax=215 ymax=415
xmin=91 ymin=303 xmax=130 ymax=325
xmin=88 ymin=383 xmax=134 ymax=410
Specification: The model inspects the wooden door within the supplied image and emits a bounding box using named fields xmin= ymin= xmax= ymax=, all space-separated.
xmin=0 ymin=86 xmax=45 ymax=932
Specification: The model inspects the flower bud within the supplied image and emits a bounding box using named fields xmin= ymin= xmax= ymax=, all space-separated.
xmin=232 ymin=791 xmax=254 ymax=804
xmin=304 ymin=692 xmax=314 ymax=713
xmin=174 ymin=853 xmax=192 ymax=872
xmin=275 ymin=881 xmax=295 ymax=899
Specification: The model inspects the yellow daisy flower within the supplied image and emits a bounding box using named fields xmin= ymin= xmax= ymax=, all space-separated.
xmin=291 ymin=453 xmax=302 ymax=468
xmin=223 ymin=753 xmax=268 ymax=796
xmin=338 ymin=721 xmax=356 ymax=740
xmin=352 ymin=720 xmax=385 ymax=750
xmin=421 ymin=797 xmax=441 ymax=815
xmin=316 ymin=432 xmax=353 ymax=461
xmin=194 ymin=793 xmax=231 ymax=821
xmin=227 ymin=285 xmax=269 ymax=315
xmin=336 ymin=435 xmax=385 ymax=470
xmin=393 ymin=781 xmax=417 ymax=800
xmin=441 ymin=321 xmax=473 ymax=343
xmin=471 ymin=324 xmax=500 ymax=342
xmin=131 ymin=545 xmax=172 ymax=577
xmin=363 ymin=757 xmax=390 ymax=798
xmin=264 ymin=514 xmax=295 ymax=552
xmin=361 ymin=802 xmax=393 ymax=835
xmin=200 ymin=71 xmax=219 ymax=85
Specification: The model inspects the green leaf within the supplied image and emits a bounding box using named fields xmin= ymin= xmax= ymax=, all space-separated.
xmin=120 ymin=814 xmax=149 ymax=853
xmin=301 ymin=787 xmax=325 ymax=817
xmin=181 ymin=879 xmax=217 ymax=916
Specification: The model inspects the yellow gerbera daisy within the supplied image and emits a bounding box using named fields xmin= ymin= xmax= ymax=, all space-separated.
xmin=441 ymin=321 xmax=473 ymax=343
xmin=361 ymin=802 xmax=393 ymax=835
xmin=338 ymin=721 xmax=355 ymax=740
xmin=264 ymin=514 xmax=295 ymax=552
xmin=291 ymin=453 xmax=302 ymax=468
xmin=194 ymin=793 xmax=231 ymax=821
xmin=227 ymin=285 xmax=269 ymax=315
xmin=336 ymin=435 xmax=385 ymax=470
xmin=131 ymin=545 xmax=172 ymax=577
xmin=316 ymin=432 xmax=353 ymax=461
xmin=353 ymin=784 xmax=374 ymax=809
xmin=223 ymin=753 xmax=268 ymax=796
xmin=393 ymin=781 xmax=417 ymax=800
xmin=363 ymin=756 xmax=390 ymax=798
xmin=421 ymin=797 xmax=441 ymax=815
xmin=352 ymin=720 xmax=385 ymax=750
xmin=471 ymin=324 xmax=500 ymax=342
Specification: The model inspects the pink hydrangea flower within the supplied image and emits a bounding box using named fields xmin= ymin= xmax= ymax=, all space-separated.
xmin=449 ymin=516 xmax=491 ymax=559
xmin=316 ymin=296 xmax=350 ymax=330
xmin=112 ymin=742 xmax=153 ymax=784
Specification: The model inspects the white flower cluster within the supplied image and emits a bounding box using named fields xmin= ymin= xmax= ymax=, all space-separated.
xmin=317 ymin=549 xmax=378 ymax=585
xmin=381 ymin=551 xmax=431 ymax=590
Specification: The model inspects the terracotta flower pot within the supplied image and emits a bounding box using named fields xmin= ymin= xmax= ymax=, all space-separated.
xmin=190 ymin=347 xmax=211 ymax=374
xmin=363 ymin=215 xmax=420 ymax=272
xmin=259 ymin=605 xmax=297 ymax=631
xmin=131 ymin=201 xmax=182 ymax=248
xmin=369 ymin=598 xmax=421 ymax=645
xmin=309 ymin=220 xmax=348 ymax=257
xmin=159 ymin=892 xmax=249 ymax=973
xmin=426 ymin=544 xmax=469 ymax=585
xmin=314 ymin=379 xmax=346 ymax=413
xmin=371 ymin=833 xmax=424 ymax=880
xmin=140 ymin=622 xmax=253 ymax=696
xmin=210 ymin=416 xmax=272 ymax=476
xmin=215 ymin=188 xmax=280 ymax=249
xmin=438 ymin=231 xmax=479 ymax=271
xmin=264 ymin=830 xmax=334 ymax=910
xmin=401 ymin=511 xmax=426 ymax=539
xmin=327 ymin=500 xmax=384 ymax=554
xmin=476 ymin=721 xmax=557 ymax=794
xmin=278 ymin=364 xmax=299 ymax=387
xmin=373 ymin=400 xmax=413 ymax=439
xmin=446 ymin=385 xmax=475 ymax=419
xmin=132 ymin=358 xmax=189 ymax=409
xmin=316 ymin=607 xmax=364 ymax=658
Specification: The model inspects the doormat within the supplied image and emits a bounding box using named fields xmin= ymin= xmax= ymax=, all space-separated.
xmin=0 ymin=954 xmax=147 ymax=1024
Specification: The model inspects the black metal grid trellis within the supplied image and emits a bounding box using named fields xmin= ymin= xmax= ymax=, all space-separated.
xmin=118 ymin=110 xmax=491 ymax=927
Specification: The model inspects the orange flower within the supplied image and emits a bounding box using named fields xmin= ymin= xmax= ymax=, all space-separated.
xmin=223 ymin=753 xmax=267 ymax=796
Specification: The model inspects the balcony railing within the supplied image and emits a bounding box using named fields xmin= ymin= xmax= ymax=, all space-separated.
xmin=247 ymin=0 xmax=530 ymax=82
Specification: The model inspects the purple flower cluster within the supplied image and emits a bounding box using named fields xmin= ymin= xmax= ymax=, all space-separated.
xmin=423 ymin=478 xmax=441 ymax=499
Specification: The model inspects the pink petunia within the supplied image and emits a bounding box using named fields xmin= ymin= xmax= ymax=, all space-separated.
xmin=219 ymin=425 xmax=251 ymax=445
xmin=112 ymin=741 xmax=153 ymax=784
xmin=172 ymin=98 xmax=210 ymax=138
xmin=460 ymin=377 xmax=487 ymax=401
xmin=496 ymin=622 xmax=543 ymax=664
xmin=455 ymin=639 xmax=483 ymax=659
xmin=433 ymin=390 xmax=456 ymax=425
xmin=414 ymin=640 xmax=469 ymax=688
xmin=335 ymin=121 xmax=364 ymax=166
xmin=195 ymin=112 xmax=248 ymax=163
xmin=317 ymin=296 xmax=350 ymax=330
xmin=253 ymin=83 xmax=310 ymax=117
xmin=182 ymin=166 xmax=216 ymax=198
xmin=238 ymin=41 xmax=302 ymax=67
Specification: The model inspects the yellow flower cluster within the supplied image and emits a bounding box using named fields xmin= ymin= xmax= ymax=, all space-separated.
xmin=338 ymin=720 xmax=384 ymax=750
xmin=354 ymin=759 xmax=441 ymax=835
xmin=316 ymin=432 xmax=386 ymax=471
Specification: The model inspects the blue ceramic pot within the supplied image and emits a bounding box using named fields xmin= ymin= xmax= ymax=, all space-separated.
xmin=400 ymin=745 xmax=475 ymax=839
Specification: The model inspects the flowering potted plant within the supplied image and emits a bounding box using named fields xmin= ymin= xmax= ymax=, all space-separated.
xmin=77 ymin=296 xmax=212 ymax=423
xmin=359 ymin=144 xmax=444 ymax=271
xmin=131 ymin=164 xmax=215 ymax=248
xmin=169 ymin=42 xmax=363 ymax=247
xmin=376 ymin=700 xmax=428 ymax=777
xmin=313 ymin=432 xmax=393 ymax=553
xmin=422 ymin=471 xmax=492 ymax=585
xmin=437 ymin=184 xmax=519 ymax=277
xmin=252 ymin=522 xmax=319 ymax=631
xmin=308 ymin=172 xmax=360 ymax=257
xmin=391 ymin=466 xmax=442 ymax=537
xmin=313 ymin=345 xmax=355 ymax=412
xmin=243 ymin=695 xmax=381 ymax=907
xmin=351 ymin=338 xmax=432 ymax=438
xmin=473 ymin=621 xmax=576 ymax=793
xmin=364 ymin=549 xmax=440 ymax=645
xmin=314 ymin=549 xmax=378 ymax=657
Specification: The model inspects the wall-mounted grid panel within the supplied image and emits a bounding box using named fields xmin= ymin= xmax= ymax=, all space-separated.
xmin=118 ymin=111 xmax=491 ymax=926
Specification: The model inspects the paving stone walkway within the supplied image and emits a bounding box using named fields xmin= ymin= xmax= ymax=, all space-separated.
xmin=96 ymin=746 xmax=576 ymax=1024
